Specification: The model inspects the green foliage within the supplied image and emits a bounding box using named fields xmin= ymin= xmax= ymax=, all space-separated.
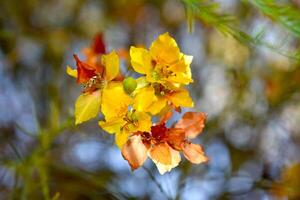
xmin=251 ymin=0 xmax=300 ymax=38
xmin=181 ymin=0 xmax=235 ymax=34
xmin=181 ymin=0 xmax=300 ymax=61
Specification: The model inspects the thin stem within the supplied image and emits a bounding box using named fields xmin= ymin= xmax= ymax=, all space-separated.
xmin=15 ymin=123 xmax=36 ymax=138
xmin=8 ymin=142 xmax=23 ymax=161
xmin=142 ymin=166 xmax=173 ymax=200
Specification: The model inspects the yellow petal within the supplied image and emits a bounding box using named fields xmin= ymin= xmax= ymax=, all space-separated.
xmin=168 ymin=89 xmax=194 ymax=107
xmin=150 ymin=32 xmax=180 ymax=64
xmin=167 ymin=72 xmax=193 ymax=85
xmin=102 ymin=50 xmax=119 ymax=81
xmin=75 ymin=90 xmax=101 ymax=125
xmin=170 ymin=54 xmax=193 ymax=73
xmin=134 ymin=112 xmax=152 ymax=132
xmin=133 ymin=86 xmax=157 ymax=112
xmin=167 ymin=54 xmax=193 ymax=85
xmin=135 ymin=76 xmax=148 ymax=90
xmin=145 ymin=72 xmax=165 ymax=84
xmin=182 ymin=142 xmax=208 ymax=164
xmin=66 ymin=65 xmax=78 ymax=78
xmin=98 ymin=118 xmax=126 ymax=134
xmin=121 ymin=135 xmax=148 ymax=170
xmin=115 ymin=130 xmax=130 ymax=149
xmin=147 ymin=97 xmax=167 ymax=115
xmin=101 ymin=82 xmax=132 ymax=120
xmin=130 ymin=47 xmax=152 ymax=74
xmin=149 ymin=143 xmax=181 ymax=175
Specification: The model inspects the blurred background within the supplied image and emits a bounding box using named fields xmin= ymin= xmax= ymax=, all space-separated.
xmin=1 ymin=0 xmax=300 ymax=199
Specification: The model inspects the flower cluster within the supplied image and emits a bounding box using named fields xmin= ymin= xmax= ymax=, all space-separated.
xmin=67 ymin=33 xmax=208 ymax=174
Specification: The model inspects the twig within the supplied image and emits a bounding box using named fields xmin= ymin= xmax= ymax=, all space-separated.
xmin=15 ymin=123 xmax=36 ymax=138
xmin=8 ymin=142 xmax=23 ymax=161
xmin=142 ymin=166 xmax=173 ymax=200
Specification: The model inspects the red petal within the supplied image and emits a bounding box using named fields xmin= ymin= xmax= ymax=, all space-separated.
xmin=176 ymin=112 xmax=207 ymax=139
xmin=151 ymin=123 xmax=168 ymax=141
xmin=121 ymin=135 xmax=148 ymax=170
xmin=92 ymin=33 xmax=106 ymax=54
xmin=182 ymin=142 xmax=208 ymax=164
xmin=73 ymin=54 xmax=97 ymax=84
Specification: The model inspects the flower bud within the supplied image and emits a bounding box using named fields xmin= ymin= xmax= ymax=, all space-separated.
xmin=123 ymin=77 xmax=137 ymax=94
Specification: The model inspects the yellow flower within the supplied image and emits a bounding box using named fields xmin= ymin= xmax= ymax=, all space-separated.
xmin=99 ymin=109 xmax=152 ymax=149
xmin=133 ymin=84 xmax=193 ymax=115
xmin=99 ymin=83 xmax=151 ymax=148
xmin=70 ymin=51 xmax=123 ymax=125
xmin=129 ymin=33 xmax=194 ymax=114
xmin=130 ymin=32 xmax=193 ymax=86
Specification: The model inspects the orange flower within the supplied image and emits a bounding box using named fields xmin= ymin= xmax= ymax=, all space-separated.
xmin=67 ymin=33 xmax=107 ymax=87
xmin=73 ymin=54 xmax=104 ymax=85
xmin=82 ymin=33 xmax=106 ymax=67
xmin=122 ymin=112 xmax=208 ymax=174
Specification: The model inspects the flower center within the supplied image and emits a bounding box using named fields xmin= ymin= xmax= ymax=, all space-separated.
xmin=123 ymin=110 xmax=139 ymax=131
xmin=83 ymin=75 xmax=106 ymax=93
xmin=152 ymin=83 xmax=170 ymax=97
xmin=151 ymin=123 xmax=168 ymax=141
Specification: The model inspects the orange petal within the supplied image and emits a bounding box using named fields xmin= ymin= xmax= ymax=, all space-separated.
xmin=167 ymin=128 xmax=185 ymax=151
xmin=149 ymin=142 xmax=172 ymax=166
xmin=73 ymin=54 xmax=97 ymax=84
xmin=153 ymin=147 xmax=181 ymax=175
xmin=121 ymin=135 xmax=148 ymax=170
xmin=159 ymin=110 xmax=173 ymax=124
xmin=175 ymin=112 xmax=207 ymax=139
xmin=182 ymin=142 xmax=208 ymax=164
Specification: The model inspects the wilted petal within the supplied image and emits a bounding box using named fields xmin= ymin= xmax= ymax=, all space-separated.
xmin=167 ymin=128 xmax=185 ymax=151
xmin=150 ymin=143 xmax=181 ymax=174
xmin=176 ymin=112 xmax=207 ymax=138
xmin=182 ymin=142 xmax=208 ymax=164
xmin=149 ymin=142 xmax=171 ymax=165
xmin=121 ymin=135 xmax=148 ymax=170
